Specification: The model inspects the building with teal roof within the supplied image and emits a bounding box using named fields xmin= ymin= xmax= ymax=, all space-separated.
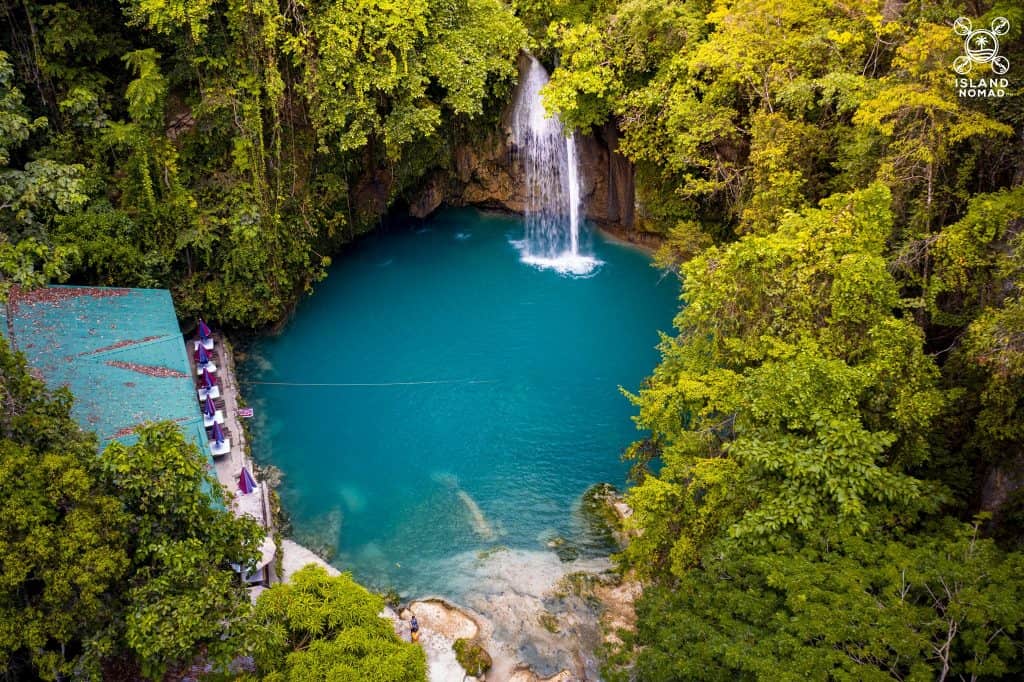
xmin=2 ymin=285 xmax=212 ymax=466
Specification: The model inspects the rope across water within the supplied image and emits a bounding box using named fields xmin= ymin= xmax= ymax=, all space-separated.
xmin=240 ymin=379 xmax=498 ymax=387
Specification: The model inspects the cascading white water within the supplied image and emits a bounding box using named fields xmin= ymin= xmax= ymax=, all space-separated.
xmin=511 ymin=54 xmax=600 ymax=275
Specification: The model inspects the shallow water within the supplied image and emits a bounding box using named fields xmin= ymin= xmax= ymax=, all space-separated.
xmin=243 ymin=209 xmax=677 ymax=604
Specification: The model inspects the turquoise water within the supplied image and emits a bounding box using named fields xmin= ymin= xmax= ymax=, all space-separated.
xmin=244 ymin=209 xmax=677 ymax=598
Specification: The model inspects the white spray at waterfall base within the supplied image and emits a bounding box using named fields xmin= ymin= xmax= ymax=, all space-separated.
xmin=511 ymin=54 xmax=601 ymax=276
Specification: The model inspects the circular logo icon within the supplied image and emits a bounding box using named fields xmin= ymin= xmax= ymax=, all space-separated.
xmin=953 ymin=17 xmax=1011 ymax=75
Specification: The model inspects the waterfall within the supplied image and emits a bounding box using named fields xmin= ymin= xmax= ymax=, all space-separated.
xmin=511 ymin=54 xmax=600 ymax=275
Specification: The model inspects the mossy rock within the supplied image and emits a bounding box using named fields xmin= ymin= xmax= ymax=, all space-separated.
xmin=554 ymin=570 xmax=617 ymax=607
xmin=380 ymin=588 xmax=401 ymax=608
xmin=555 ymin=544 xmax=580 ymax=562
xmin=476 ymin=544 xmax=509 ymax=561
xmin=545 ymin=535 xmax=581 ymax=562
xmin=538 ymin=611 xmax=560 ymax=633
xmin=453 ymin=638 xmax=492 ymax=676
xmin=579 ymin=482 xmax=624 ymax=550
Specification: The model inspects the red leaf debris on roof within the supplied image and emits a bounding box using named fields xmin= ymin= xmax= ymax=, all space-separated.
xmin=105 ymin=360 xmax=188 ymax=378
xmin=80 ymin=335 xmax=163 ymax=356
xmin=7 ymin=285 xmax=130 ymax=312
xmin=109 ymin=416 xmax=190 ymax=440
xmin=109 ymin=423 xmax=142 ymax=439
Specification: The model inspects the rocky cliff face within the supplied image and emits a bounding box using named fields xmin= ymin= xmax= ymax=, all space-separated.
xmin=408 ymin=110 xmax=639 ymax=235
xmin=981 ymin=456 xmax=1024 ymax=515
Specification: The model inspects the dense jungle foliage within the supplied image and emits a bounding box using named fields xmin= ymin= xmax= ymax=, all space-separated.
xmin=3 ymin=0 xmax=1024 ymax=680
xmin=531 ymin=0 xmax=1024 ymax=679
xmin=0 ymin=0 xmax=525 ymax=326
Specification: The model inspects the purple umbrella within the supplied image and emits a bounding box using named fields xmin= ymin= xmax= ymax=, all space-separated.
xmin=197 ymin=345 xmax=210 ymax=366
xmin=202 ymin=368 xmax=216 ymax=389
xmin=211 ymin=422 xmax=225 ymax=446
xmin=238 ymin=467 xmax=257 ymax=495
xmin=198 ymin=318 xmax=212 ymax=341
xmin=204 ymin=396 xmax=216 ymax=418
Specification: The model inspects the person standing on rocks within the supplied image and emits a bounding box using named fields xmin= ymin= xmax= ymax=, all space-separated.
xmin=410 ymin=614 xmax=420 ymax=643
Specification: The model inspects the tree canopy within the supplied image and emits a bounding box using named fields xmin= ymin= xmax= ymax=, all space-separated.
xmin=1 ymin=0 xmax=526 ymax=325
xmin=0 ymin=338 xmax=424 ymax=680
xmin=246 ymin=565 xmax=426 ymax=681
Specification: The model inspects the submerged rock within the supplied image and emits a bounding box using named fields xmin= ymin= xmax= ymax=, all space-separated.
xmin=537 ymin=611 xmax=560 ymax=634
xmin=279 ymin=539 xmax=340 ymax=582
xmin=544 ymin=534 xmax=581 ymax=562
xmin=388 ymin=549 xmax=637 ymax=680
xmin=508 ymin=668 xmax=574 ymax=682
xmin=291 ymin=507 xmax=342 ymax=562
xmin=457 ymin=489 xmax=497 ymax=541
xmin=444 ymin=549 xmax=612 ymax=679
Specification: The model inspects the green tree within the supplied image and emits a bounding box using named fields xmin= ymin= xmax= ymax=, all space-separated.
xmin=108 ymin=0 xmax=525 ymax=327
xmin=0 ymin=50 xmax=87 ymax=234
xmin=102 ymin=423 xmax=264 ymax=679
xmin=623 ymin=184 xmax=945 ymax=577
xmin=629 ymin=522 xmax=1024 ymax=681
xmin=0 ymin=339 xmax=127 ymax=680
xmin=247 ymin=565 xmax=427 ymax=681
xmin=853 ymin=21 xmax=1014 ymax=232
xmin=0 ymin=50 xmax=82 ymax=297
xmin=1 ymin=0 xmax=526 ymax=327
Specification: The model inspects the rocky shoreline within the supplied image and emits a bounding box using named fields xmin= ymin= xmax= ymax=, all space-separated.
xmin=382 ymin=487 xmax=640 ymax=681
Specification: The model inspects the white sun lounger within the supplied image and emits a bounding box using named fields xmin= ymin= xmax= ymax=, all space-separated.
xmin=198 ymin=385 xmax=221 ymax=400
xmin=203 ymin=410 xmax=225 ymax=427
xmin=209 ymin=438 xmax=231 ymax=457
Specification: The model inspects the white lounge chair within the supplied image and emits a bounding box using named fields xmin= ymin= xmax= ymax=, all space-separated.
xmin=193 ymin=338 xmax=215 ymax=351
xmin=209 ymin=438 xmax=231 ymax=457
xmin=198 ymin=385 xmax=221 ymax=400
xmin=203 ymin=410 xmax=225 ymax=427
xmin=195 ymin=362 xmax=217 ymax=376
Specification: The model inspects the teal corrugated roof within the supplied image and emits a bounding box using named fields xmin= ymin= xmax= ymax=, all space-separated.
xmin=4 ymin=287 xmax=216 ymax=489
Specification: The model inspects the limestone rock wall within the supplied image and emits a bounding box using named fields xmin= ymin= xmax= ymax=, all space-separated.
xmin=408 ymin=114 xmax=638 ymax=234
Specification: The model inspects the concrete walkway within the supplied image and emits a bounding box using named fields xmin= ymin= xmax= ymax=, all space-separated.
xmin=280 ymin=539 xmax=341 ymax=581
xmin=188 ymin=333 xmax=272 ymax=580
xmin=208 ymin=337 xmax=268 ymax=526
